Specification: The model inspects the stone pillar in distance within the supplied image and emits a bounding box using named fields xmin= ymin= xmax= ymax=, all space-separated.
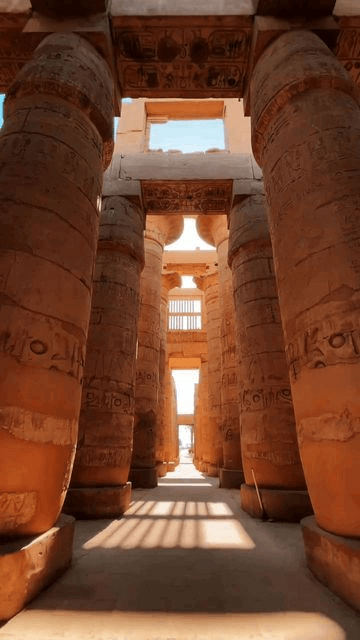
xmin=195 ymin=270 xmax=223 ymax=476
xmin=64 ymin=196 xmax=145 ymax=518
xmin=197 ymin=215 xmax=243 ymax=488
xmin=130 ymin=215 xmax=183 ymax=488
xmin=250 ymin=30 xmax=360 ymax=608
xmin=228 ymin=195 xmax=311 ymax=521
xmin=158 ymin=272 xmax=181 ymax=474
xmin=0 ymin=33 xmax=114 ymax=537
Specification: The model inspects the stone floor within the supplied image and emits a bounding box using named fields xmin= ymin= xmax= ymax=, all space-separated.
xmin=1 ymin=455 xmax=360 ymax=640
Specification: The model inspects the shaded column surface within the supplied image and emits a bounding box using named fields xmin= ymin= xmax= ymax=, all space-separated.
xmin=0 ymin=33 xmax=113 ymax=537
xmin=250 ymin=30 xmax=360 ymax=608
xmin=197 ymin=215 xmax=243 ymax=488
xmin=228 ymin=195 xmax=310 ymax=521
xmin=251 ymin=30 xmax=360 ymax=538
xmin=195 ymin=271 xmax=223 ymax=477
xmin=64 ymin=197 xmax=145 ymax=518
xmin=167 ymin=372 xmax=179 ymax=470
xmin=130 ymin=215 xmax=183 ymax=488
xmin=158 ymin=272 xmax=181 ymax=475
xmin=194 ymin=359 xmax=210 ymax=472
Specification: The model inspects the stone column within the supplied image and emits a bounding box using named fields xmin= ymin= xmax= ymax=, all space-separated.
xmin=195 ymin=271 xmax=222 ymax=476
xmin=197 ymin=216 xmax=243 ymax=488
xmin=228 ymin=195 xmax=311 ymax=521
xmin=0 ymin=33 xmax=113 ymax=537
xmin=64 ymin=196 xmax=145 ymax=518
xmin=167 ymin=372 xmax=179 ymax=470
xmin=250 ymin=30 xmax=360 ymax=605
xmin=194 ymin=359 xmax=210 ymax=472
xmin=130 ymin=215 xmax=183 ymax=487
xmin=158 ymin=272 xmax=181 ymax=474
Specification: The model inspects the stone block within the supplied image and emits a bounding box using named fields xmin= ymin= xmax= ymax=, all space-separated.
xmin=240 ymin=484 xmax=313 ymax=522
xmin=219 ymin=467 xmax=244 ymax=489
xmin=63 ymin=484 xmax=132 ymax=519
xmin=0 ymin=514 xmax=74 ymax=622
xmin=301 ymin=516 xmax=360 ymax=612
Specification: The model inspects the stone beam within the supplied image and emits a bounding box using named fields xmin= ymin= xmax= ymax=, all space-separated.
xmin=30 ymin=0 xmax=110 ymax=18
xmin=257 ymin=1 xmax=336 ymax=18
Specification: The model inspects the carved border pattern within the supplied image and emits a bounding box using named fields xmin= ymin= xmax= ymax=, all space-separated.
xmin=141 ymin=180 xmax=233 ymax=215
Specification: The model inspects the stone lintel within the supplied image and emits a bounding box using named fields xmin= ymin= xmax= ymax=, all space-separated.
xmin=301 ymin=516 xmax=360 ymax=612
xmin=141 ymin=180 xmax=233 ymax=216
xmin=240 ymin=484 xmax=313 ymax=522
xmin=0 ymin=514 xmax=75 ymax=622
xmin=63 ymin=484 xmax=132 ymax=519
xmin=243 ymin=15 xmax=339 ymax=115
xmin=257 ymin=0 xmax=336 ymax=18
xmin=30 ymin=0 xmax=110 ymax=18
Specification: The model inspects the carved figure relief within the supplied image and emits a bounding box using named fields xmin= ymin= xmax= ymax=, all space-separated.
xmin=142 ymin=181 xmax=233 ymax=215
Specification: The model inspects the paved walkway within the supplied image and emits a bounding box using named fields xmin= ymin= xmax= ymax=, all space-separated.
xmin=1 ymin=456 xmax=360 ymax=640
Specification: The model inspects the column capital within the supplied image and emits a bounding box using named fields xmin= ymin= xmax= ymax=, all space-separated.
xmin=196 ymin=215 xmax=228 ymax=250
xmin=161 ymin=271 xmax=181 ymax=296
xmin=145 ymin=215 xmax=183 ymax=248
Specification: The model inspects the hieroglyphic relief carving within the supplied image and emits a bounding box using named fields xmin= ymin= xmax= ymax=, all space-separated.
xmin=0 ymin=491 xmax=36 ymax=532
xmin=0 ymin=33 xmax=44 ymax=92
xmin=142 ymin=181 xmax=233 ymax=215
xmin=114 ymin=19 xmax=251 ymax=97
xmin=336 ymin=28 xmax=360 ymax=90
xmin=241 ymin=386 xmax=293 ymax=412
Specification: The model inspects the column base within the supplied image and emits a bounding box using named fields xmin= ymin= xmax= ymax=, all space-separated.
xmin=301 ymin=516 xmax=360 ymax=612
xmin=240 ymin=483 xmax=313 ymax=522
xmin=129 ymin=467 xmax=158 ymax=488
xmin=0 ymin=514 xmax=74 ymax=623
xmin=156 ymin=462 xmax=167 ymax=477
xmin=206 ymin=463 xmax=219 ymax=477
xmin=166 ymin=461 xmax=176 ymax=472
xmin=219 ymin=467 xmax=244 ymax=489
xmin=200 ymin=462 xmax=209 ymax=473
xmin=63 ymin=483 xmax=131 ymax=519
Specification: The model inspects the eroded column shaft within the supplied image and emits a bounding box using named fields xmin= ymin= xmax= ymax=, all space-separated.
xmin=229 ymin=195 xmax=309 ymax=520
xmin=65 ymin=197 xmax=144 ymax=516
xmin=0 ymin=33 xmax=113 ymax=536
xmin=251 ymin=30 xmax=360 ymax=536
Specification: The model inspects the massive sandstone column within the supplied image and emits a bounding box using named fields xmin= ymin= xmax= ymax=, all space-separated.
xmin=197 ymin=216 xmax=243 ymax=488
xmin=64 ymin=197 xmax=145 ymax=517
xmin=0 ymin=34 xmax=113 ymax=536
xmin=194 ymin=358 xmax=210 ymax=472
xmin=157 ymin=272 xmax=181 ymax=475
xmin=195 ymin=271 xmax=223 ymax=476
xmin=250 ymin=31 xmax=360 ymax=539
xmin=130 ymin=215 xmax=183 ymax=488
xmin=228 ymin=195 xmax=310 ymax=521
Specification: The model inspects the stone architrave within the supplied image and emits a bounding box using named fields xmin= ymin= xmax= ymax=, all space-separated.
xmin=64 ymin=196 xmax=145 ymax=518
xmin=197 ymin=215 xmax=243 ymax=488
xmin=130 ymin=215 xmax=183 ymax=488
xmin=228 ymin=195 xmax=311 ymax=521
xmin=0 ymin=33 xmax=113 ymax=537
xmin=157 ymin=272 xmax=181 ymax=475
xmin=251 ymin=30 xmax=360 ymax=538
xmin=195 ymin=271 xmax=223 ymax=476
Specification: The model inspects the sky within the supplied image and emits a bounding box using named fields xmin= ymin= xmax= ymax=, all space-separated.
xmin=150 ymin=118 xmax=225 ymax=153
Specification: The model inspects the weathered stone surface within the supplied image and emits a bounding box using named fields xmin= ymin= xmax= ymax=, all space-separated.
xmin=69 ymin=197 xmax=145 ymax=508
xmin=131 ymin=215 xmax=183 ymax=487
xmin=197 ymin=215 xmax=243 ymax=487
xmin=195 ymin=270 xmax=223 ymax=477
xmin=240 ymin=485 xmax=312 ymax=522
xmin=257 ymin=0 xmax=336 ymax=17
xmin=64 ymin=484 xmax=131 ymax=519
xmin=251 ymin=30 xmax=360 ymax=537
xmin=302 ymin=516 xmax=360 ymax=612
xmin=0 ymin=33 xmax=113 ymax=536
xmin=228 ymin=196 xmax=307 ymax=514
xmin=31 ymin=0 xmax=110 ymax=18
xmin=0 ymin=514 xmax=74 ymax=622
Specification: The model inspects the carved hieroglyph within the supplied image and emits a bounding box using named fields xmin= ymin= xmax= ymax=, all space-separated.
xmin=251 ymin=30 xmax=360 ymax=537
xmin=195 ymin=270 xmax=223 ymax=475
xmin=0 ymin=33 xmax=113 ymax=536
xmin=132 ymin=216 xmax=183 ymax=480
xmin=141 ymin=181 xmax=233 ymax=216
xmin=114 ymin=17 xmax=252 ymax=98
xmin=70 ymin=197 xmax=145 ymax=489
xmin=197 ymin=215 xmax=242 ymax=476
xmin=228 ymin=196 xmax=305 ymax=492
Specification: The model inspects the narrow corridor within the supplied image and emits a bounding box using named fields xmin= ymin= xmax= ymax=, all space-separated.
xmin=1 ymin=458 xmax=360 ymax=640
